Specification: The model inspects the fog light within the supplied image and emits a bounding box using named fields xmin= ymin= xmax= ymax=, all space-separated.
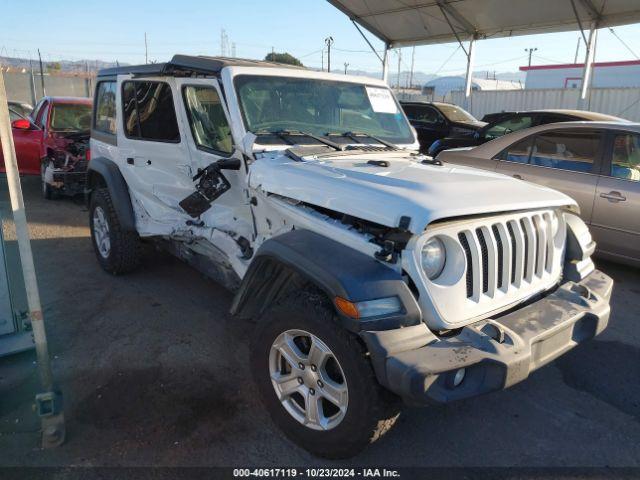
xmin=452 ymin=368 xmax=466 ymax=387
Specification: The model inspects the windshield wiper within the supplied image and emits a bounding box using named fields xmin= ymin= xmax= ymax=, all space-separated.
xmin=255 ymin=129 xmax=343 ymax=151
xmin=327 ymin=131 xmax=397 ymax=149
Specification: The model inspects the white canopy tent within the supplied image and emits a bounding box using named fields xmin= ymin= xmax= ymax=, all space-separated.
xmin=328 ymin=0 xmax=640 ymax=106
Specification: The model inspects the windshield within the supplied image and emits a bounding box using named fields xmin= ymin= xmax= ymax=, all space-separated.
xmin=234 ymin=75 xmax=414 ymax=145
xmin=50 ymin=103 xmax=92 ymax=131
xmin=436 ymin=104 xmax=477 ymax=123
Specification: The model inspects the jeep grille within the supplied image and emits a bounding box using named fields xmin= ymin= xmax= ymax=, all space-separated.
xmin=457 ymin=211 xmax=560 ymax=301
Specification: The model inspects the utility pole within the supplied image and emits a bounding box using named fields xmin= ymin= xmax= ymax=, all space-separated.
xmin=321 ymin=49 xmax=324 ymax=71
xmin=344 ymin=62 xmax=349 ymax=74
xmin=231 ymin=42 xmax=236 ymax=58
xmin=85 ymin=61 xmax=92 ymax=97
xmin=574 ymin=37 xmax=581 ymax=63
xmin=144 ymin=33 xmax=148 ymax=64
xmin=324 ymin=37 xmax=334 ymax=73
xmin=28 ymin=58 xmax=36 ymax=105
xmin=525 ymin=47 xmax=538 ymax=67
xmin=408 ymin=46 xmax=415 ymax=88
xmin=396 ymin=48 xmax=402 ymax=89
xmin=37 ymin=49 xmax=45 ymax=97
xmin=221 ymin=29 xmax=228 ymax=56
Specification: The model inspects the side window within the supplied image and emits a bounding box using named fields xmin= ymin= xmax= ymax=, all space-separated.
xmin=496 ymin=137 xmax=534 ymax=164
xmin=30 ymin=99 xmax=44 ymax=122
xmin=94 ymin=81 xmax=117 ymax=134
xmin=485 ymin=115 xmax=534 ymax=140
xmin=402 ymin=105 xmax=418 ymax=120
xmin=182 ymin=85 xmax=233 ymax=154
xmin=409 ymin=106 xmax=442 ymax=125
xmin=36 ymin=101 xmax=49 ymax=128
xmin=121 ymin=81 xmax=180 ymax=142
xmin=610 ymin=133 xmax=640 ymax=182
xmin=529 ymin=130 xmax=600 ymax=173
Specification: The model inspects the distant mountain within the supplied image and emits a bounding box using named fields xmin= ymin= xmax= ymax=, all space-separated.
xmin=337 ymin=69 xmax=438 ymax=86
xmin=0 ymin=56 xmax=124 ymax=73
xmin=1 ymin=54 xmax=525 ymax=86
xmin=330 ymin=68 xmax=524 ymax=86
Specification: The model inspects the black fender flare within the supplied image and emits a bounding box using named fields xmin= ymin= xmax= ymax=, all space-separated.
xmin=86 ymin=157 xmax=136 ymax=232
xmin=230 ymin=229 xmax=422 ymax=332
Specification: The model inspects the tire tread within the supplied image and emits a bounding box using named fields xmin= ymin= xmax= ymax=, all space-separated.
xmin=90 ymin=187 xmax=141 ymax=274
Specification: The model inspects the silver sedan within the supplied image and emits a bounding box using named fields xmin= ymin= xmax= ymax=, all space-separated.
xmin=437 ymin=121 xmax=640 ymax=266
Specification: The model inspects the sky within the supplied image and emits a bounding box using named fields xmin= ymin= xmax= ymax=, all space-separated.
xmin=1 ymin=0 xmax=640 ymax=77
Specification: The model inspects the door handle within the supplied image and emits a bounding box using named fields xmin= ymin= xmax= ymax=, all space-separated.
xmin=600 ymin=191 xmax=626 ymax=202
xmin=513 ymin=174 xmax=523 ymax=180
xmin=126 ymin=157 xmax=134 ymax=165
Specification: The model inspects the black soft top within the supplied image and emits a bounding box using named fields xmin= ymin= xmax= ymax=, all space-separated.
xmin=97 ymin=54 xmax=304 ymax=78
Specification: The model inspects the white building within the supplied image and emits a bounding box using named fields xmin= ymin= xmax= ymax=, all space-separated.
xmin=521 ymin=60 xmax=640 ymax=89
xmin=422 ymin=75 xmax=523 ymax=100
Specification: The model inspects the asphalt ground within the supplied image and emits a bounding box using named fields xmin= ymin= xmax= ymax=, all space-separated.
xmin=0 ymin=176 xmax=639 ymax=468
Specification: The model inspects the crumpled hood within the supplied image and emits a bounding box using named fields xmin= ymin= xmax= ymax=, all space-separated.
xmin=249 ymin=151 xmax=576 ymax=234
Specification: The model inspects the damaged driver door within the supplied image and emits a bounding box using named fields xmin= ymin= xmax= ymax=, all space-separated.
xmin=174 ymin=78 xmax=252 ymax=237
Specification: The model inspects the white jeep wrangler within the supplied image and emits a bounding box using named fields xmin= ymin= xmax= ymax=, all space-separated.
xmin=87 ymin=55 xmax=613 ymax=458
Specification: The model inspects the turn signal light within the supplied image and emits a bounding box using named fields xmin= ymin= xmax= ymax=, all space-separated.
xmin=334 ymin=297 xmax=359 ymax=319
xmin=334 ymin=296 xmax=403 ymax=320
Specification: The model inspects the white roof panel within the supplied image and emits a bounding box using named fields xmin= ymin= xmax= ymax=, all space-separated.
xmin=328 ymin=0 xmax=640 ymax=47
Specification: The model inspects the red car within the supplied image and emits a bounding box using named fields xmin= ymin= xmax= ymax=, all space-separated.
xmin=1 ymin=96 xmax=92 ymax=176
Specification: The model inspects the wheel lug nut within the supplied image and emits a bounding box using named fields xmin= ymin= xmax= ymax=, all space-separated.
xmin=297 ymin=377 xmax=303 ymax=385
xmin=309 ymin=388 xmax=315 ymax=395
xmin=298 ymin=363 xmax=305 ymax=370
xmin=310 ymin=365 xmax=317 ymax=372
xmin=317 ymin=380 xmax=324 ymax=388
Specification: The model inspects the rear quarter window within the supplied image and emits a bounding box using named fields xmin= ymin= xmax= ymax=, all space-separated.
xmin=94 ymin=81 xmax=117 ymax=134
xmin=121 ymin=81 xmax=180 ymax=143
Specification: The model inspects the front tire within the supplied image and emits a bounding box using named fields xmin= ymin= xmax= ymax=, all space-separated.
xmin=89 ymin=187 xmax=141 ymax=274
xmin=41 ymin=161 xmax=56 ymax=200
xmin=251 ymin=289 xmax=400 ymax=459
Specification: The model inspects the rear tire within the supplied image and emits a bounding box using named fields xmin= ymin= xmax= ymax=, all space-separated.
xmin=89 ymin=187 xmax=141 ymax=274
xmin=251 ymin=288 xmax=400 ymax=459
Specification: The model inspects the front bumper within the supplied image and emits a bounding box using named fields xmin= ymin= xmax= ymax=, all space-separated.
xmin=51 ymin=170 xmax=87 ymax=195
xmin=361 ymin=269 xmax=612 ymax=405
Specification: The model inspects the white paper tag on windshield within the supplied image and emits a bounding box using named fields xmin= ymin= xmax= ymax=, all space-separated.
xmin=365 ymin=87 xmax=398 ymax=114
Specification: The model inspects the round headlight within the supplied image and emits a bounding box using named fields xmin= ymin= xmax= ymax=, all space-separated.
xmin=421 ymin=236 xmax=446 ymax=279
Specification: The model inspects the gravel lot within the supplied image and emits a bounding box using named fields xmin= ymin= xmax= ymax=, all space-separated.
xmin=0 ymin=176 xmax=639 ymax=467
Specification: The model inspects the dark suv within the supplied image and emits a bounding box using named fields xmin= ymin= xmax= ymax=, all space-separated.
xmin=400 ymin=101 xmax=486 ymax=153
xmin=428 ymin=109 xmax=628 ymax=156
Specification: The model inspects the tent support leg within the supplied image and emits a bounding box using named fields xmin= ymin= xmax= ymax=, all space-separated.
xmin=579 ymin=23 xmax=598 ymax=109
xmin=463 ymin=37 xmax=476 ymax=109
xmin=381 ymin=44 xmax=390 ymax=83
xmin=0 ymin=71 xmax=65 ymax=449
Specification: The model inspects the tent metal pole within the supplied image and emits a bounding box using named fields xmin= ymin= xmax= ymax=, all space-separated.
xmin=382 ymin=44 xmax=390 ymax=83
xmin=579 ymin=23 xmax=598 ymax=108
xmin=463 ymin=37 xmax=476 ymax=108
xmin=349 ymin=20 xmax=390 ymax=83
xmin=0 ymin=70 xmax=65 ymax=449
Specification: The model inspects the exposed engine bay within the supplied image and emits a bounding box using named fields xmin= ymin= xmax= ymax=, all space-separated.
xmin=42 ymin=130 xmax=90 ymax=197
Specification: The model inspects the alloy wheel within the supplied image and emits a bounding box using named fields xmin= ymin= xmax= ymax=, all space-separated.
xmin=269 ymin=329 xmax=348 ymax=431
xmin=92 ymin=206 xmax=111 ymax=259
